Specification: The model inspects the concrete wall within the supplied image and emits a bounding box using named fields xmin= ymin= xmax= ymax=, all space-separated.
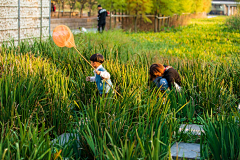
xmin=50 ymin=17 xmax=119 ymax=31
xmin=0 ymin=0 xmax=50 ymax=45
xmin=51 ymin=17 xmax=98 ymax=31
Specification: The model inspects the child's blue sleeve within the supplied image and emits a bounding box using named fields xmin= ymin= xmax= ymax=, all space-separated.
xmin=159 ymin=78 xmax=169 ymax=91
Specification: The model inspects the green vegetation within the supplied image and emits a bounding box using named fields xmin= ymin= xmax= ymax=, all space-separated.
xmin=226 ymin=14 xmax=240 ymax=30
xmin=0 ymin=17 xmax=239 ymax=159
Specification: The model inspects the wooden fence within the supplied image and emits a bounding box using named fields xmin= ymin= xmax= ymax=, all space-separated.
xmin=108 ymin=13 xmax=206 ymax=32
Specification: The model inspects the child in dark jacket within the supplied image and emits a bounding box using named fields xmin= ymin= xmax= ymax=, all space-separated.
xmin=150 ymin=64 xmax=181 ymax=92
xmin=162 ymin=65 xmax=181 ymax=91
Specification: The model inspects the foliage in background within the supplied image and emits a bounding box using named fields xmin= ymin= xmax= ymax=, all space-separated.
xmin=53 ymin=0 xmax=212 ymax=18
xmin=226 ymin=14 xmax=240 ymax=30
xmin=126 ymin=0 xmax=153 ymax=32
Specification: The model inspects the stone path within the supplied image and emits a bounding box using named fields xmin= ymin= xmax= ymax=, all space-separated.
xmin=171 ymin=124 xmax=203 ymax=159
xmin=179 ymin=124 xmax=204 ymax=136
xmin=171 ymin=142 xmax=200 ymax=160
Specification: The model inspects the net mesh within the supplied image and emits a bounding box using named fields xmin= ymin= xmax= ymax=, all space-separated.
xmin=52 ymin=25 xmax=75 ymax=48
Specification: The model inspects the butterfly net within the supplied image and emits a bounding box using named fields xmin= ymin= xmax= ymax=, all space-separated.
xmin=52 ymin=25 xmax=75 ymax=48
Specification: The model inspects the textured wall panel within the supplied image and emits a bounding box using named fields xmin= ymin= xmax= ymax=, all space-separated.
xmin=0 ymin=0 xmax=50 ymax=45
xmin=0 ymin=7 xmax=18 ymax=18
xmin=21 ymin=0 xmax=50 ymax=6
xmin=20 ymin=7 xmax=49 ymax=17
xmin=0 ymin=0 xmax=18 ymax=6
xmin=20 ymin=18 xmax=49 ymax=28
xmin=0 ymin=18 xmax=18 ymax=30
xmin=20 ymin=28 xmax=40 ymax=39
xmin=0 ymin=30 xmax=18 ymax=41
xmin=21 ymin=0 xmax=39 ymax=6
xmin=42 ymin=27 xmax=49 ymax=37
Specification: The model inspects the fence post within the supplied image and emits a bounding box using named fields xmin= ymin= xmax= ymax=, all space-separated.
xmin=40 ymin=0 xmax=43 ymax=42
xmin=154 ymin=13 xmax=157 ymax=32
xmin=109 ymin=12 xmax=112 ymax=30
xmin=158 ymin=14 xmax=160 ymax=32
xmin=18 ymin=0 xmax=20 ymax=45
xmin=49 ymin=0 xmax=51 ymax=36
xmin=114 ymin=10 xmax=116 ymax=28
xmin=122 ymin=10 xmax=124 ymax=29
xmin=162 ymin=15 xmax=165 ymax=28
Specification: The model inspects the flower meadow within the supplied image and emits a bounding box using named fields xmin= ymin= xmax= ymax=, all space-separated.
xmin=0 ymin=16 xmax=239 ymax=159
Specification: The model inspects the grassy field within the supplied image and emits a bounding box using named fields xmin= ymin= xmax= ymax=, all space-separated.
xmin=0 ymin=16 xmax=239 ymax=159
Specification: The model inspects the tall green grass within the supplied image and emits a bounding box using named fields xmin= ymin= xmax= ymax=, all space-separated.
xmin=0 ymin=113 xmax=52 ymax=159
xmin=0 ymin=17 xmax=239 ymax=159
xmin=200 ymin=112 xmax=240 ymax=159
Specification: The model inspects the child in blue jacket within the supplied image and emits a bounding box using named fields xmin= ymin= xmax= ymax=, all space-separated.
xmin=86 ymin=53 xmax=113 ymax=95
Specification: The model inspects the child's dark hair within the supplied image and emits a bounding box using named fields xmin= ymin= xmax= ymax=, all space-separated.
xmin=90 ymin=53 xmax=104 ymax=63
xmin=149 ymin=64 xmax=164 ymax=81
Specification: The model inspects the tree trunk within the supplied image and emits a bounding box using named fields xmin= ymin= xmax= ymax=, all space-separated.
xmin=89 ymin=5 xmax=92 ymax=17
xmin=158 ymin=14 xmax=161 ymax=32
xmin=126 ymin=11 xmax=128 ymax=23
xmin=162 ymin=15 xmax=165 ymax=28
xmin=122 ymin=10 xmax=124 ymax=29
xmin=58 ymin=3 xmax=60 ymax=18
xmin=154 ymin=12 xmax=157 ymax=32
xmin=134 ymin=15 xmax=137 ymax=32
xmin=114 ymin=10 xmax=117 ymax=28
xmin=80 ymin=4 xmax=84 ymax=18
xmin=109 ymin=12 xmax=112 ymax=30
xmin=59 ymin=2 xmax=64 ymax=17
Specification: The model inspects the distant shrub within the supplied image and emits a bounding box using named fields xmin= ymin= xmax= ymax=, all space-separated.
xmin=226 ymin=14 xmax=240 ymax=30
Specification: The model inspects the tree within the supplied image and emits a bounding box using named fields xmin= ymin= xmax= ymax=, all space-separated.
xmin=77 ymin=0 xmax=88 ymax=17
xmin=237 ymin=0 xmax=240 ymax=11
xmin=201 ymin=0 xmax=212 ymax=13
xmin=126 ymin=0 xmax=153 ymax=32
xmin=52 ymin=0 xmax=62 ymax=18
xmin=157 ymin=0 xmax=179 ymax=16
xmin=68 ymin=0 xmax=77 ymax=17
xmin=178 ymin=0 xmax=194 ymax=14
xmin=193 ymin=0 xmax=204 ymax=13
xmin=88 ymin=0 xmax=98 ymax=16
xmin=152 ymin=0 xmax=179 ymax=32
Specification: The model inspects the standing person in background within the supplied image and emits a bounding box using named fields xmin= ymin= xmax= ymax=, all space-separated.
xmin=51 ymin=3 xmax=54 ymax=12
xmin=97 ymin=5 xmax=107 ymax=33
xmin=53 ymin=4 xmax=56 ymax=12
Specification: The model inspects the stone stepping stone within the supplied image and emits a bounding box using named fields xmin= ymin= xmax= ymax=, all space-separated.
xmin=51 ymin=133 xmax=80 ymax=160
xmin=171 ymin=142 xmax=200 ymax=160
xmin=51 ymin=133 xmax=80 ymax=147
xmin=179 ymin=124 xmax=204 ymax=136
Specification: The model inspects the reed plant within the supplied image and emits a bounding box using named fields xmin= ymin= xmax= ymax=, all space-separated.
xmin=0 ymin=113 xmax=52 ymax=159
xmin=71 ymin=90 xmax=180 ymax=159
xmin=200 ymin=112 xmax=240 ymax=159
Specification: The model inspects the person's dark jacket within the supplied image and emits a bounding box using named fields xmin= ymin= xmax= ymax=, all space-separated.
xmin=163 ymin=65 xmax=181 ymax=89
xmin=98 ymin=9 xmax=107 ymax=26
